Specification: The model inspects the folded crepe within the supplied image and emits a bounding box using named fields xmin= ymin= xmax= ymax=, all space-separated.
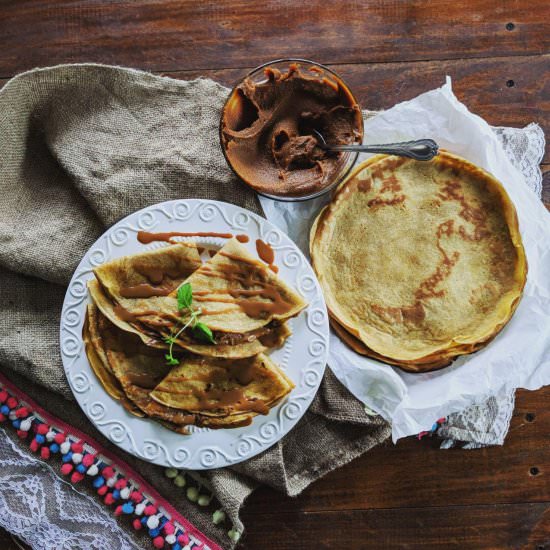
xmin=150 ymin=354 xmax=294 ymax=417
xmin=91 ymin=239 xmax=300 ymax=357
xmin=84 ymin=303 xmax=293 ymax=432
xmin=311 ymin=152 xmax=527 ymax=371
xmin=181 ymin=238 xmax=307 ymax=333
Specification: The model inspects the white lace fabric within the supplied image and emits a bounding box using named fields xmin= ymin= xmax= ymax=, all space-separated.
xmin=0 ymin=428 xmax=141 ymax=550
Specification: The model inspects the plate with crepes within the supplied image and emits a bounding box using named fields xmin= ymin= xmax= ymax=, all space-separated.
xmin=60 ymin=199 xmax=329 ymax=469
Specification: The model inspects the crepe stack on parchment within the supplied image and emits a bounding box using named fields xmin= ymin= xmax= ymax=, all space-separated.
xmin=83 ymin=238 xmax=307 ymax=432
xmin=310 ymin=151 xmax=527 ymax=372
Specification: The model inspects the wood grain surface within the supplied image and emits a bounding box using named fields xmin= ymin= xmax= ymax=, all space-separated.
xmin=0 ymin=1 xmax=549 ymax=549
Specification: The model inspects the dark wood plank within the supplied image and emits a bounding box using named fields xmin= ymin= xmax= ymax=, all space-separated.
xmin=243 ymin=386 xmax=550 ymax=514
xmin=240 ymin=502 xmax=550 ymax=549
xmin=3 ymin=55 xmax=545 ymax=160
xmin=1 ymin=0 xmax=549 ymax=77
xmin=163 ymin=54 xmax=550 ymax=161
xmin=542 ymin=165 xmax=550 ymax=208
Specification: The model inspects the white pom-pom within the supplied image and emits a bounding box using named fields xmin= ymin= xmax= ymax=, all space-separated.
xmin=165 ymin=535 xmax=176 ymax=544
xmin=72 ymin=453 xmax=83 ymax=464
xmin=146 ymin=515 xmax=159 ymax=529
xmin=19 ymin=418 xmax=33 ymax=432
xmin=60 ymin=441 xmax=71 ymax=455
xmin=135 ymin=502 xmax=146 ymax=516
xmin=86 ymin=464 xmax=99 ymax=476
xmin=120 ymin=487 xmax=131 ymax=500
xmin=106 ymin=476 xmax=117 ymax=487
xmin=46 ymin=431 xmax=56 ymax=442
xmin=183 ymin=544 xmax=192 ymax=550
xmin=8 ymin=411 xmax=17 ymax=421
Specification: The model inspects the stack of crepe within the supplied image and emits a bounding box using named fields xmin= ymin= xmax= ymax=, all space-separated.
xmin=83 ymin=238 xmax=307 ymax=433
xmin=310 ymin=151 xmax=527 ymax=372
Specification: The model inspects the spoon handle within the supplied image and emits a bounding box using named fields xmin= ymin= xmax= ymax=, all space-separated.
xmin=327 ymin=139 xmax=439 ymax=161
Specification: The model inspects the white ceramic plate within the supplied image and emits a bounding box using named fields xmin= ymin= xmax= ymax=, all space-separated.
xmin=60 ymin=199 xmax=329 ymax=469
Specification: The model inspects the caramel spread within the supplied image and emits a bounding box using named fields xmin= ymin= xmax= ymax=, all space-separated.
xmin=221 ymin=62 xmax=362 ymax=197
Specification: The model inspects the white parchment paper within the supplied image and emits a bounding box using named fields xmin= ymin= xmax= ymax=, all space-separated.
xmin=260 ymin=78 xmax=550 ymax=441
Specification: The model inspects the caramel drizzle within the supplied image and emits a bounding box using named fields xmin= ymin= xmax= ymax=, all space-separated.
xmin=192 ymin=260 xmax=293 ymax=318
xmin=137 ymin=231 xmax=249 ymax=245
xmin=119 ymin=283 xmax=175 ymax=298
xmin=158 ymin=386 xmax=269 ymax=415
xmin=255 ymin=239 xmax=278 ymax=273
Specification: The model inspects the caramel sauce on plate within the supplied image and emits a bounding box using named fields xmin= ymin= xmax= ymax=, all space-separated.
xmin=137 ymin=231 xmax=249 ymax=245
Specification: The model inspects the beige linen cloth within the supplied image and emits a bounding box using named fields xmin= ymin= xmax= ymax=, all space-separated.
xmin=0 ymin=64 xmax=391 ymax=547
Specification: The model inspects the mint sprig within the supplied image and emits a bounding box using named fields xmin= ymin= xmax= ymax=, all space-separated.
xmin=164 ymin=283 xmax=216 ymax=365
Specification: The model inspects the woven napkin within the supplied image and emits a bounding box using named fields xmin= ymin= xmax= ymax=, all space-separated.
xmin=0 ymin=64 xmax=390 ymax=548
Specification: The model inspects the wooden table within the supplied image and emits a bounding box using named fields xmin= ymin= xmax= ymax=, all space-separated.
xmin=1 ymin=2 xmax=549 ymax=548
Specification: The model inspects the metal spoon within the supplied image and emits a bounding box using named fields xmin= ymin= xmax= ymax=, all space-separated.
xmin=313 ymin=130 xmax=439 ymax=161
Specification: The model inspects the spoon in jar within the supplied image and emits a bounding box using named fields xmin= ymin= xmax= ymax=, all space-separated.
xmin=313 ymin=130 xmax=439 ymax=161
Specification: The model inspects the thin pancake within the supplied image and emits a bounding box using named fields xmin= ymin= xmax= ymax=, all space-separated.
xmin=311 ymin=152 xmax=526 ymax=368
xmin=88 ymin=304 xmax=261 ymax=429
xmin=89 ymin=279 xmax=291 ymax=358
xmin=181 ymin=238 xmax=307 ymax=333
xmin=150 ymin=353 xmax=294 ymax=417
xmin=93 ymin=242 xmax=202 ymax=328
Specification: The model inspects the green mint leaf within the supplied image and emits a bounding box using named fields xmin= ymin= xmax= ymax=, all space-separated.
xmin=177 ymin=283 xmax=193 ymax=311
xmin=163 ymin=335 xmax=176 ymax=345
xmin=165 ymin=353 xmax=179 ymax=366
xmin=192 ymin=322 xmax=216 ymax=344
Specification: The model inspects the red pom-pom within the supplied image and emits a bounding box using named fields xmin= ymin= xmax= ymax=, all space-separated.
xmin=130 ymin=491 xmax=143 ymax=503
xmin=71 ymin=442 xmax=84 ymax=454
xmin=40 ymin=447 xmax=51 ymax=460
xmin=115 ymin=478 xmax=127 ymax=490
xmin=0 ymin=413 xmax=6 ymax=423
xmin=54 ymin=433 xmax=65 ymax=444
xmin=114 ymin=505 xmax=123 ymax=517
xmin=6 ymin=397 xmax=18 ymax=409
xmin=29 ymin=439 xmax=39 ymax=453
xmin=60 ymin=463 xmax=73 ymax=476
xmin=152 ymin=536 xmax=164 ymax=549
xmin=178 ymin=533 xmax=189 ymax=545
xmin=104 ymin=493 xmax=115 ymax=505
xmin=97 ymin=485 xmax=109 ymax=496
xmin=36 ymin=424 xmax=48 ymax=435
xmin=144 ymin=505 xmax=157 ymax=516
xmin=102 ymin=466 xmax=115 ymax=479
xmin=0 ymin=390 xmax=8 ymax=403
xmin=82 ymin=454 xmax=95 ymax=467
xmin=16 ymin=429 xmax=27 ymax=439
xmin=163 ymin=522 xmax=175 ymax=535
xmin=15 ymin=407 xmax=29 ymax=419
xmin=132 ymin=518 xmax=142 ymax=530
xmin=71 ymin=472 xmax=84 ymax=483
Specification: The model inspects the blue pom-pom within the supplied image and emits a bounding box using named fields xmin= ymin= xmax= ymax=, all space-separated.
xmin=149 ymin=527 xmax=160 ymax=537
xmin=76 ymin=464 xmax=86 ymax=474
xmin=1 ymin=406 xmax=9 ymax=415
xmin=140 ymin=516 xmax=148 ymax=526
xmin=112 ymin=489 xmax=120 ymax=500
xmin=35 ymin=434 xmax=45 ymax=444
xmin=122 ymin=502 xmax=134 ymax=514
xmin=12 ymin=419 xmax=21 ymax=429
xmin=159 ymin=517 xmax=168 ymax=528
xmin=431 ymin=423 xmax=438 ymax=431
xmin=172 ymin=544 xmax=182 ymax=550
xmin=62 ymin=451 xmax=73 ymax=463
xmin=93 ymin=476 xmax=105 ymax=488
xmin=50 ymin=443 xmax=59 ymax=453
